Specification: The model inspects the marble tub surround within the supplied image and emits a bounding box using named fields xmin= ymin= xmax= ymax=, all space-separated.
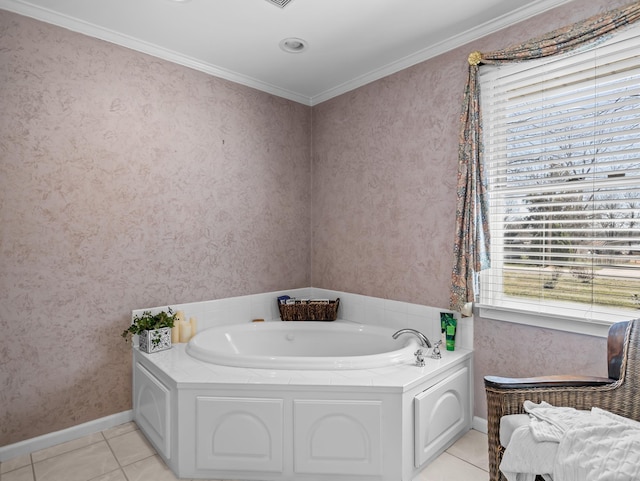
xmin=133 ymin=336 xmax=472 ymax=480
xmin=131 ymin=287 xmax=471 ymax=352
xmin=131 ymin=289 xmax=472 ymax=480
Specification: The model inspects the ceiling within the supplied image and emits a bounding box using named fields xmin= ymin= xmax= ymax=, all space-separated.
xmin=1 ymin=0 xmax=572 ymax=105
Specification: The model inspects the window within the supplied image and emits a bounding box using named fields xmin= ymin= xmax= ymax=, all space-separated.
xmin=478 ymin=24 xmax=640 ymax=333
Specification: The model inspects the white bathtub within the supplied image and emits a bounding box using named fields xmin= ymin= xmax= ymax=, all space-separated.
xmin=134 ymin=327 xmax=473 ymax=481
xmin=186 ymin=320 xmax=418 ymax=369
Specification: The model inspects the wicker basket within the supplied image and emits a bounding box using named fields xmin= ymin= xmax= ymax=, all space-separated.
xmin=278 ymin=298 xmax=340 ymax=321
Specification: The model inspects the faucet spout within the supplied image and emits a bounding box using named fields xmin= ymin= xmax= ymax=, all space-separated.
xmin=392 ymin=328 xmax=432 ymax=348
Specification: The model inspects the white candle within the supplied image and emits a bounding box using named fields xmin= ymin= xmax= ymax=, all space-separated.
xmin=189 ymin=317 xmax=197 ymax=337
xmin=172 ymin=310 xmax=185 ymax=343
xmin=179 ymin=321 xmax=191 ymax=343
xmin=171 ymin=324 xmax=180 ymax=344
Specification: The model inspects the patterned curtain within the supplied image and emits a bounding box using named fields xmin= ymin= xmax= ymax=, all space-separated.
xmin=450 ymin=1 xmax=640 ymax=313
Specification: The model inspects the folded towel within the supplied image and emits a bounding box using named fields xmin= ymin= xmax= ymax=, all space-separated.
xmin=523 ymin=400 xmax=591 ymax=443
xmin=500 ymin=423 xmax=557 ymax=481
xmin=501 ymin=402 xmax=640 ymax=481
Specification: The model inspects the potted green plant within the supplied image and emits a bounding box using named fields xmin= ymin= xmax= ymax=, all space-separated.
xmin=122 ymin=307 xmax=177 ymax=353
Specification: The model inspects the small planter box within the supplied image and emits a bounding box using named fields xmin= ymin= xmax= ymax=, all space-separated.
xmin=139 ymin=327 xmax=172 ymax=353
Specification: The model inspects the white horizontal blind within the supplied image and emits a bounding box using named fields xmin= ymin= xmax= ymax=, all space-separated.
xmin=479 ymin=24 xmax=640 ymax=324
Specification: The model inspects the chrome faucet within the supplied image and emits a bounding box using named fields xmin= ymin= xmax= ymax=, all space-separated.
xmin=392 ymin=329 xmax=433 ymax=367
xmin=392 ymin=328 xmax=432 ymax=348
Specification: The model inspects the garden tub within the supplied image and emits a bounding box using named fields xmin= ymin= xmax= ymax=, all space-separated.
xmin=186 ymin=320 xmax=418 ymax=369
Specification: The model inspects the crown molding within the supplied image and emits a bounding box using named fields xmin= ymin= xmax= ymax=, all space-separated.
xmin=310 ymin=0 xmax=574 ymax=105
xmin=1 ymin=0 xmax=573 ymax=106
xmin=0 ymin=0 xmax=313 ymax=105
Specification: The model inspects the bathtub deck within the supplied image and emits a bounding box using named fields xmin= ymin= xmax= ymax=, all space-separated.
xmin=133 ymin=342 xmax=473 ymax=481
xmin=136 ymin=342 xmax=472 ymax=392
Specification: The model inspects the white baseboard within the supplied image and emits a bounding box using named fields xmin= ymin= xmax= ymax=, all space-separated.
xmin=473 ymin=416 xmax=488 ymax=434
xmin=0 ymin=410 xmax=133 ymax=462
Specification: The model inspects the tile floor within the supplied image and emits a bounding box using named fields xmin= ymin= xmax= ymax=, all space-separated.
xmin=0 ymin=423 xmax=489 ymax=481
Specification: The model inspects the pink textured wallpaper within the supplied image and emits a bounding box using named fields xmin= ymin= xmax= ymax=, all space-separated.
xmin=0 ymin=12 xmax=310 ymax=445
xmin=1 ymin=0 xmax=630 ymax=447
xmin=311 ymin=0 xmax=628 ymax=420
xmin=311 ymin=49 xmax=462 ymax=307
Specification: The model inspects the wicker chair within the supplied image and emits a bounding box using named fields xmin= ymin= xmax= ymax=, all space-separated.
xmin=484 ymin=319 xmax=640 ymax=481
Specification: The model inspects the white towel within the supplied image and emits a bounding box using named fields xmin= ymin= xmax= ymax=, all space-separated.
xmin=523 ymin=400 xmax=591 ymax=443
xmin=501 ymin=402 xmax=640 ymax=481
xmin=499 ymin=423 xmax=557 ymax=481
xmin=553 ymin=410 xmax=640 ymax=481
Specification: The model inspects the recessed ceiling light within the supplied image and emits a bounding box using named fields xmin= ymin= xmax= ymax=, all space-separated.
xmin=279 ymin=38 xmax=308 ymax=54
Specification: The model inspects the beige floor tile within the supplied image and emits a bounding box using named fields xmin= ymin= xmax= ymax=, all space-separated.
xmin=8 ymin=424 xmax=487 ymax=481
xmin=122 ymin=455 xmax=179 ymax=481
xmin=446 ymin=429 xmax=489 ymax=471
xmin=33 ymin=441 xmax=119 ymax=481
xmin=101 ymin=422 xmax=138 ymax=440
xmin=106 ymin=429 xmax=155 ymax=466
xmin=1 ymin=465 xmax=34 ymax=481
xmin=88 ymin=469 xmax=127 ymax=481
xmin=31 ymin=432 xmax=104 ymax=463
xmin=414 ymin=452 xmax=489 ymax=481
xmin=0 ymin=454 xmax=32 ymax=474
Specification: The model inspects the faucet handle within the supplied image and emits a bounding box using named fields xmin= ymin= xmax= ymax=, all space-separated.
xmin=414 ymin=349 xmax=425 ymax=367
xmin=431 ymin=341 xmax=442 ymax=359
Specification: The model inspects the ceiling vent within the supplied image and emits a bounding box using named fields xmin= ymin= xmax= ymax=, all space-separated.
xmin=265 ymin=0 xmax=293 ymax=8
